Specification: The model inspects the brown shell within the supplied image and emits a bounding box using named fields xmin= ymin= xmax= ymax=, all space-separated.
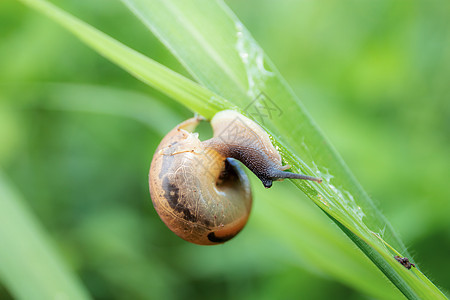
xmin=149 ymin=116 xmax=252 ymax=245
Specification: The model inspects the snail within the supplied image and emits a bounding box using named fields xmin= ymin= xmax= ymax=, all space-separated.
xmin=149 ymin=110 xmax=322 ymax=245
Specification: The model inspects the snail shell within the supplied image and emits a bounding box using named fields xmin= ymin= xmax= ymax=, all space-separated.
xmin=149 ymin=115 xmax=252 ymax=245
xmin=149 ymin=110 xmax=321 ymax=245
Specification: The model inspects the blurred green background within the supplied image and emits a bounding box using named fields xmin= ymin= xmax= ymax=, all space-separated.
xmin=1 ymin=0 xmax=449 ymax=299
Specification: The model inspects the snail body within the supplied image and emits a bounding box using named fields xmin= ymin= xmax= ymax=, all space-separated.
xmin=149 ymin=110 xmax=321 ymax=245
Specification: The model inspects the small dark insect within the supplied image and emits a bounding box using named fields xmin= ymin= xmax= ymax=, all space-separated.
xmin=394 ymin=255 xmax=416 ymax=270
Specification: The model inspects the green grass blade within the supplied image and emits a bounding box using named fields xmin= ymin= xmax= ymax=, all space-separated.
xmin=15 ymin=0 xmax=236 ymax=120
xmin=0 ymin=171 xmax=90 ymax=300
xmin=119 ymin=1 xmax=446 ymax=298
xmin=121 ymin=0 xmax=250 ymax=105
xmin=15 ymin=0 xmax=447 ymax=298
